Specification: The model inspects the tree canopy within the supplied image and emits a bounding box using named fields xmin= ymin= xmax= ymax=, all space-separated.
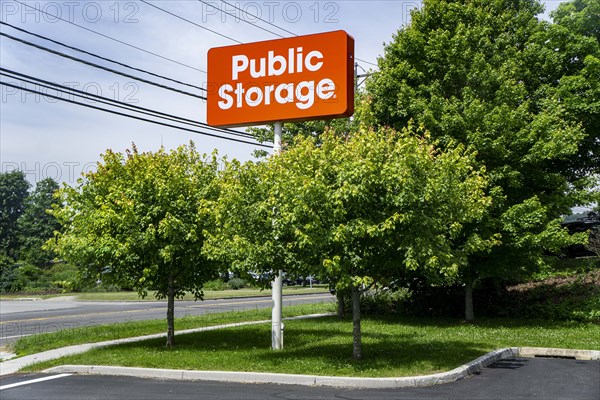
xmin=18 ymin=178 xmax=61 ymax=266
xmin=208 ymin=126 xmax=492 ymax=358
xmin=366 ymin=0 xmax=599 ymax=318
xmin=0 ymin=170 xmax=30 ymax=259
xmin=50 ymin=144 xmax=221 ymax=346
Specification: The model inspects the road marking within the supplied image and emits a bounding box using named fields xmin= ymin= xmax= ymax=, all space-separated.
xmin=0 ymin=374 xmax=72 ymax=391
xmin=0 ymin=307 xmax=159 ymax=325
xmin=1 ymin=333 xmax=36 ymax=339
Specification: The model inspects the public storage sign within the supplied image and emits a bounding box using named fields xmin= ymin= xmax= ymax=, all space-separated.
xmin=207 ymin=30 xmax=355 ymax=127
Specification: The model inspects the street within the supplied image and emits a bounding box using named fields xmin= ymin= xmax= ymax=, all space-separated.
xmin=0 ymin=293 xmax=333 ymax=346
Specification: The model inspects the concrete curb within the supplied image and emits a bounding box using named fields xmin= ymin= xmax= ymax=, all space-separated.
xmin=2 ymin=311 xmax=599 ymax=387
xmin=0 ymin=313 xmax=332 ymax=376
xmin=518 ymin=347 xmax=600 ymax=360
xmin=43 ymin=347 xmax=600 ymax=388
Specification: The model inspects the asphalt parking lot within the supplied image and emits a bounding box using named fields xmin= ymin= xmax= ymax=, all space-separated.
xmin=1 ymin=357 xmax=598 ymax=400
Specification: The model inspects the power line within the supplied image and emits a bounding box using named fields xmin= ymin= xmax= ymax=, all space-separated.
xmin=0 ymin=79 xmax=270 ymax=148
xmin=356 ymin=58 xmax=378 ymax=68
xmin=0 ymin=21 xmax=206 ymax=92
xmin=0 ymin=33 xmax=206 ymax=100
xmin=197 ymin=0 xmax=285 ymax=38
xmin=9 ymin=0 xmax=205 ymax=73
xmin=147 ymin=2 xmax=378 ymax=69
xmin=139 ymin=0 xmax=241 ymax=44
xmin=220 ymin=0 xmax=296 ymax=37
xmin=0 ymin=68 xmax=255 ymax=140
xmin=212 ymin=0 xmax=378 ymax=68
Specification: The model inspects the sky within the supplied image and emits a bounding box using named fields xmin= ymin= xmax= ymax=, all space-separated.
xmin=0 ymin=0 xmax=568 ymax=189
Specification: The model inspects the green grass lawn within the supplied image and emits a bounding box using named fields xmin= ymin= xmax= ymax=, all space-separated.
xmin=0 ymin=285 xmax=329 ymax=302
xmin=12 ymin=303 xmax=332 ymax=357
xmin=0 ymin=293 xmax=65 ymax=300
xmin=74 ymin=286 xmax=328 ymax=301
xmin=23 ymin=315 xmax=600 ymax=377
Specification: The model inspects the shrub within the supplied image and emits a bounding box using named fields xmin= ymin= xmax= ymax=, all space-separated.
xmin=204 ymin=279 xmax=228 ymax=291
xmin=0 ymin=256 xmax=20 ymax=292
xmin=7 ymin=263 xmax=46 ymax=292
xmin=46 ymin=263 xmax=80 ymax=291
xmin=500 ymin=271 xmax=600 ymax=323
xmin=338 ymin=288 xmax=411 ymax=316
xmin=335 ymin=267 xmax=600 ymax=323
xmin=227 ymin=278 xmax=247 ymax=290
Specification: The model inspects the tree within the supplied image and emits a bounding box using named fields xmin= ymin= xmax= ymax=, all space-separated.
xmin=366 ymin=0 xmax=599 ymax=320
xmin=548 ymin=0 xmax=600 ymax=180
xmin=17 ymin=178 xmax=61 ymax=266
xmin=50 ymin=144 xmax=221 ymax=347
xmin=0 ymin=170 xmax=30 ymax=259
xmin=208 ymin=126 xmax=492 ymax=359
xmin=245 ymin=93 xmax=374 ymax=157
xmin=552 ymin=0 xmax=599 ymax=43
xmin=587 ymin=225 xmax=600 ymax=256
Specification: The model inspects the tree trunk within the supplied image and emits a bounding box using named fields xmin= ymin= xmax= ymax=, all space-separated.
xmin=337 ymin=291 xmax=345 ymax=319
xmin=351 ymin=285 xmax=362 ymax=360
xmin=166 ymin=273 xmax=175 ymax=347
xmin=464 ymin=281 xmax=474 ymax=322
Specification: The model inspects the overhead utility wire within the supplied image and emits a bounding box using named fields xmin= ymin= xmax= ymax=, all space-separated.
xmin=0 ymin=21 xmax=206 ymax=92
xmin=219 ymin=0 xmax=296 ymax=36
xmin=0 ymin=68 xmax=256 ymax=140
xmin=197 ymin=0 xmax=285 ymax=38
xmin=140 ymin=1 xmax=241 ymax=44
xmin=10 ymin=0 xmax=204 ymax=73
xmin=214 ymin=0 xmax=378 ymax=68
xmin=0 ymin=70 xmax=191 ymax=131
xmin=0 ymin=80 xmax=270 ymax=148
xmin=148 ymin=2 xmax=377 ymax=68
xmin=0 ymin=33 xmax=206 ymax=100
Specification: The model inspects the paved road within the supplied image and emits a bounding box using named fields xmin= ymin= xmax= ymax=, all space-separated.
xmin=0 ymin=357 xmax=598 ymax=399
xmin=0 ymin=293 xmax=334 ymax=346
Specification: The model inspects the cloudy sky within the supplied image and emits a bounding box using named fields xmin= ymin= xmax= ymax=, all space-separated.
xmin=1 ymin=0 xmax=565 ymax=187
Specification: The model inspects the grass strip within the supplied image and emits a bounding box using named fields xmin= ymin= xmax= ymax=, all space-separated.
xmin=0 ymin=286 xmax=329 ymax=302
xmin=73 ymin=286 xmax=328 ymax=301
xmin=11 ymin=303 xmax=332 ymax=357
xmin=23 ymin=315 xmax=600 ymax=377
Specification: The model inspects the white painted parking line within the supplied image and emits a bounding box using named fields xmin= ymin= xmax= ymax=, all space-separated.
xmin=0 ymin=373 xmax=72 ymax=391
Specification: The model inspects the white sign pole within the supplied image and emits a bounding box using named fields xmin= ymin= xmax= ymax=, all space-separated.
xmin=272 ymin=121 xmax=283 ymax=350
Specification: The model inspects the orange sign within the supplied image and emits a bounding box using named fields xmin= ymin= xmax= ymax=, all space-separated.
xmin=207 ymin=30 xmax=354 ymax=127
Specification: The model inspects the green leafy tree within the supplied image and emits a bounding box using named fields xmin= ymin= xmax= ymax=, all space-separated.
xmin=246 ymin=93 xmax=375 ymax=158
xmin=50 ymin=144 xmax=221 ymax=347
xmin=548 ymin=0 xmax=600 ymax=180
xmin=17 ymin=178 xmax=61 ymax=266
xmin=208 ymin=126 xmax=492 ymax=359
xmin=0 ymin=170 xmax=30 ymax=259
xmin=552 ymin=0 xmax=599 ymax=42
xmin=205 ymin=157 xmax=313 ymax=285
xmin=366 ymin=0 xmax=599 ymax=319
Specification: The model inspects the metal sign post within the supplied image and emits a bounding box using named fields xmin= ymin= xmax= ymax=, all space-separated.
xmin=272 ymin=121 xmax=283 ymax=350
